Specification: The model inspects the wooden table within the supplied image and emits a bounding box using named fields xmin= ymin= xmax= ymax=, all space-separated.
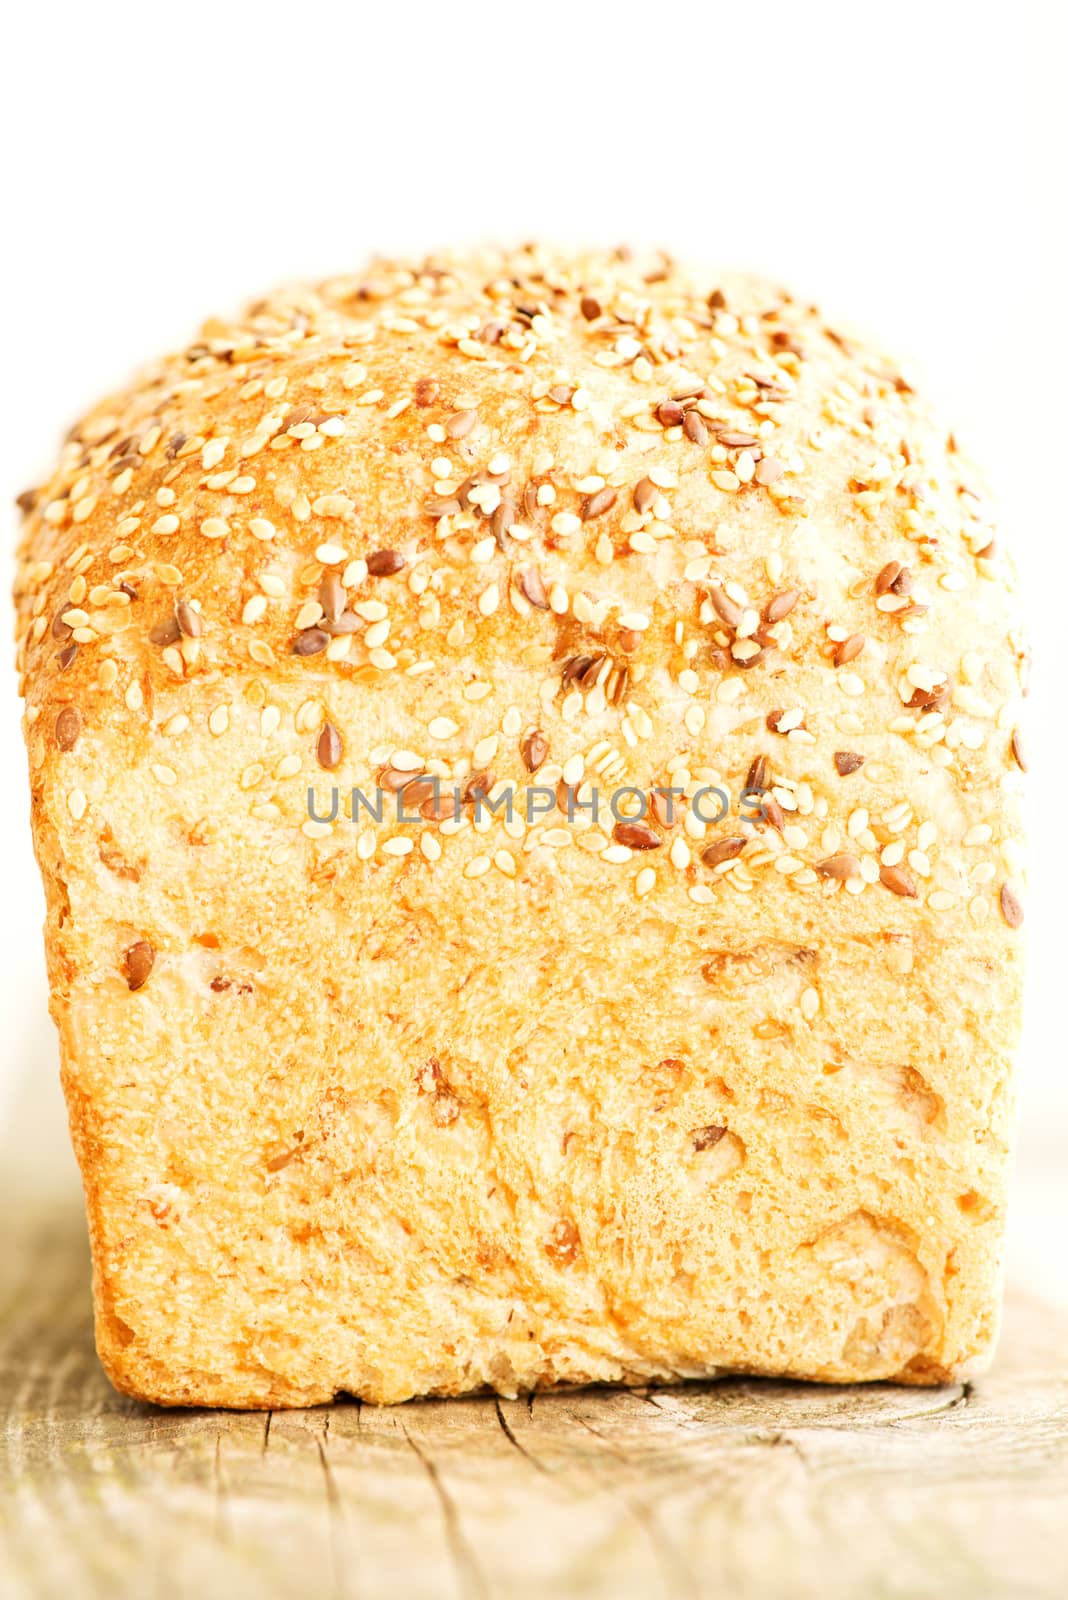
xmin=3 ymin=1092 xmax=1067 ymax=1599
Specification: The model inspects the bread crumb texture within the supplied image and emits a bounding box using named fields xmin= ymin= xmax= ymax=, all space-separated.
xmin=14 ymin=245 xmax=1025 ymax=1406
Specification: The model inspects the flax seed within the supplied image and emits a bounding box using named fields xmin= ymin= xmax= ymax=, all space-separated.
xmin=702 ymin=837 xmax=747 ymax=867
xmin=54 ymin=706 xmax=82 ymax=751
xmin=317 ymin=722 xmax=342 ymax=769
xmin=999 ymin=884 xmax=1024 ymax=928
xmin=613 ymin=822 xmax=662 ymax=851
xmin=880 ymin=864 xmax=918 ymax=898
xmin=123 ymin=940 xmax=155 ymax=991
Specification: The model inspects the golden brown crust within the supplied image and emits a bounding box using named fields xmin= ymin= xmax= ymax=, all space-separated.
xmin=15 ymin=245 xmax=1025 ymax=1405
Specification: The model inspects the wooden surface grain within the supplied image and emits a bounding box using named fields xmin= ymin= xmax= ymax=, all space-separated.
xmin=2 ymin=1190 xmax=1067 ymax=1600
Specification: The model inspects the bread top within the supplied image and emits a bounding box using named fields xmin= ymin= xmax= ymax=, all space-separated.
xmin=14 ymin=244 xmax=1025 ymax=933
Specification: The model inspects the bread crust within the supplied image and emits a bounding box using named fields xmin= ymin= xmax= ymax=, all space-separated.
xmin=14 ymin=246 xmax=1025 ymax=1405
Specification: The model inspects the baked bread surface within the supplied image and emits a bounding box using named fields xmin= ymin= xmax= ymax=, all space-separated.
xmin=14 ymin=246 xmax=1025 ymax=1405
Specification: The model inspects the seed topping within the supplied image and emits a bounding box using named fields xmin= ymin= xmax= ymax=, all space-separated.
xmin=55 ymin=706 xmax=82 ymax=751
xmin=122 ymin=940 xmax=155 ymax=991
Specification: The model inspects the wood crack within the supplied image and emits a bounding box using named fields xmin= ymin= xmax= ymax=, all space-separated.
xmin=573 ymin=1414 xmax=698 ymax=1598
xmin=494 ymin=1398 xmax=552 ymax=1475
xmin=403 ymin=1424 xmax=489 ymax=1600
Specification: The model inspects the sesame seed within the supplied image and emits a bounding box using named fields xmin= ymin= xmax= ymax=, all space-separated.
xmin=67 ymin=787 xmax=87 ymax=820
xmin=551 ymin=511 xmax=582 ymax=538
xmin=800 ymin=987 xmax=820 ymax=1020
xmin=316 ymin=542 xmax=348 ymax=565
xmin=635 ymin=866 xmax=656 ymax=898
xmin=383 ymin=837 xmax=414 ymax=857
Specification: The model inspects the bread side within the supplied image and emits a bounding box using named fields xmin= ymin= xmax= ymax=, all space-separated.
xmin=14 ymin=248 xmax=1026 ymax=1404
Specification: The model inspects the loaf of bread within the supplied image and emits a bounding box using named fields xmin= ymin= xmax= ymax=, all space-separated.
xmin=14 ymin=246 xmax=1026 ymax=1406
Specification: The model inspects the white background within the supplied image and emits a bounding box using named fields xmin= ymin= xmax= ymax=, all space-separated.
xmin=2 ymin=3 xmax=1065 ymax=1242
